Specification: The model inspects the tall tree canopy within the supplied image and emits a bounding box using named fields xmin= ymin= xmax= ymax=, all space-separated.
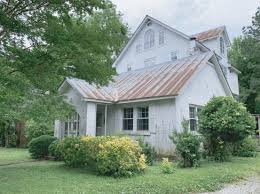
xmin=229 ymin=7 xmax=260 ymax=113
xmin=0 ymin=0 xmax=128 ymax=145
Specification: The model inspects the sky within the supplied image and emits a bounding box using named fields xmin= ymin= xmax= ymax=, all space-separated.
xmin=112 ymin=0 xmax=259 ymax=40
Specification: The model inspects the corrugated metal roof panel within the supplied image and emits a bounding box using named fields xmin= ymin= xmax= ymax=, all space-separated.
xmin=192 ymin=26 xmax=225 ymax=41
xmin=66 ymin=52 xmax=213 ymax=102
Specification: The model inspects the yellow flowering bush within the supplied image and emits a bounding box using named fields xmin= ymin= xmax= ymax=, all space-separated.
xmin=59 ymin=136 xmax=146 ymax=177
xmin=160 ymin=158 xmax=175 ymax=174
xmin=96 ymin=137 xmax=146 ymax=177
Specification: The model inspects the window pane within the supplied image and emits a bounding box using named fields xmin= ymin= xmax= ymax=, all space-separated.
xmin=138 ymin=107 xmax=149 ymax=118
xmin=123 ymin=119 xmax=133 ymax=130
xmin=189 ymin=106 xmax=195 ymax=118
xmin=124 ymin=108 xmax=133 ymax=118
xmin=190 ymin=119 xmax=197 ymax=131
xmin=137 ymin=119 xmax=149 ymax=131
xmin=159 ymin=30 xmax=165 ymax=45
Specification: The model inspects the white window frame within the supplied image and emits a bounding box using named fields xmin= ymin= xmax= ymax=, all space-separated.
xmin=64 ymin=112 xmax=80 ymax=137
xmin=123 ymin=108 xmax=134 ymax=131
xmin=159 ymin=30 xmax=165 ymax=45
xmin=170 ymin=51 xmax=178 ymax=61
xmin=137 ymin=107 xmax=149 ymax=131
xmin=144 ymin=29 xmax=155 ymax=49
xmin=189 ymin=105 xmax=202 ymax=131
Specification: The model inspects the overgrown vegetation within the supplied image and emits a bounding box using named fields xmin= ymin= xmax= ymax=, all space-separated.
xmin=171 ymin=120 xmax=202 ymax=167
xmin=233 ymin=136 xmax=258 ymax=157
xmin=160 ymin=158 xmax=175 ymax=174
xmin=138 ymin=138 xmax=156 ymax=165
xmin=57 ymin=136 xmax=146 ymax=177
xmin=199 ymin=96 xmax=256 ymax=161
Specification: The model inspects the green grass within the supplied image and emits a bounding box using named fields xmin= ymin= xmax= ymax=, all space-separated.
xmin=0 ymin=148 xmax=32 ymax=165
xmin=0 ymin=148 xmax=260 ymax=194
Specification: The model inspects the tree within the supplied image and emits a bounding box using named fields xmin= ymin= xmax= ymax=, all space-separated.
xmin=229 ymin=7 xmax=260 ymax=113
xmin=0 ymin=0 xmax=128 ymax=146
xmin=199 ymin=97 xmax=255 ymax=161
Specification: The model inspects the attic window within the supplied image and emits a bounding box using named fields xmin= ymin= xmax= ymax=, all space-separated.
xmin=171 ymin=51 xmax=177 ymax=61
xmin=144 ymin=29 xmax=155 ymax=49
xmin=159 ymin=30 xmax=165 ymax=45
xmin=220 ymin=37 xmax=225 ymax=55
xmin=127 ymin=64 xmax=132 ymax=71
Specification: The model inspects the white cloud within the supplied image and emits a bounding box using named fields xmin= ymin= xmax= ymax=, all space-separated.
xmin=112 ymin=0 xmax=259 ymax=40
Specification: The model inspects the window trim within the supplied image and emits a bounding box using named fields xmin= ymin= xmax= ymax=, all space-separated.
xmin=137 ymin=107 xmax=149 ymax=131
xmin=159 ymin=29 xmax=165 ymax=45
xmin=189 ymin=105 xmax=202 ymax=131
xmin=144 ymin=29 xmax=155 ymax=50
xmin=64 ymin=112 xmax=80 ymax=137
xmin=123 ymin=108 xmax=134 ymax=131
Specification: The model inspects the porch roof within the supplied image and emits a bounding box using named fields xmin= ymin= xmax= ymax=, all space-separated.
xmin=62 ymin=52 xmax=214 ymax=103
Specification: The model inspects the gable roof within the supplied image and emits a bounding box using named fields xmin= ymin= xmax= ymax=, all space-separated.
xmin=113 ymin=15 xmax=191 ymax=67
xmin=192 ymin=26 xmax=231 ymax=46
xmin=60 ymin=52 xmax=232 ymax=103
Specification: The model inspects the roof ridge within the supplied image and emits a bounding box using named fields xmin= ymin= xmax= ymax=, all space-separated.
xmin=192 ymin=26 xmax=225 ymax=37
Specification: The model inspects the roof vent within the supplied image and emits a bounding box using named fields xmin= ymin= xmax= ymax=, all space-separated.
xmin=147 ymin=20 xmax=152 ymax=26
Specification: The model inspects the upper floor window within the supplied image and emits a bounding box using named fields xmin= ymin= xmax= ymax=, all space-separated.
xmin=123 ymin=108 xmax=133 ymax=130
xmin=189 ymin=105 xmax=202 ymax=131
xmin=144 ymin=29 xmax=155 ymax=49
xmin=127 ymin=64 xmax=132 ymax=71
xmin=137 ymin=107 xmax=149 ymax=131
xmin=171 ymin=51 xmax=178 ymax=61
xmin=159 ymin=30 xmax=165 ymax=45
xmin=220 ymin=37 xmax=225 ymax=55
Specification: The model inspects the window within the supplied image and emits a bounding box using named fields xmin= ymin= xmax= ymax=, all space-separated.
xmin=144 ymin=57 xmax=156 ymax=67
xmin=137 ymin=107 xmax=149 ymax=131
xmin=189 ymin=105 xmax=201 ymax=131
xmin=127 ymin=64 xmax=132 ymax=71
xmin=170 ymin=51 xmax=177 ymax=61
xmin=159 ymin=30 xmax=165 ymax=45
xmin=220 ymin=37 xmax=225 ymax=55
xmin=64 ymin=112 xmax=80 ymax=137
xmin=123 ymin=108 xmax=133 ymax=130
xmin=136 ymin=44 xmax=142 ymax=53
xmin=144 ymin=29 xmax=155 ymax=49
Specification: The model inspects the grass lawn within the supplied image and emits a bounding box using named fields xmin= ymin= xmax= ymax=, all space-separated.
xmin=0 ymin=148 xmax=32 ymax=165
xmin=0 ymin=148 xmax=260 ymax=194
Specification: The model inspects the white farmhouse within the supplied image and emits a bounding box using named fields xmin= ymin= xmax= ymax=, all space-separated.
xmin=55 ymin=16 xmax=240 ymax=154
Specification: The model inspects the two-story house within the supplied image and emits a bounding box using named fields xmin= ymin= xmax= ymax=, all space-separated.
xmin=55 ymin=15 xmax=239 ymax=154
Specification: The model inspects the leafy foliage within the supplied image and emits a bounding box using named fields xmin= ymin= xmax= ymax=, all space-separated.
xmin=171 ymin=120 xmax=201 ymax=167
xmin=25 ymin=120 xmax=53 ymax=142
xmin=59 ymin=136 xmax=146 ymax=177
xmin=48 ymin=139 xmax=63 ymax=160
xmin=28 ymin=135 xmax=57 ymax=159
xmin=138 ymin=138 xmax=156 ymax=165
xmin=0 ymin=0 xmax=128 ymax=142
xmin=234 ymin=136 xmax=258 ymax=157
xmin=199 ymin=96 xmax=256 ymax=161
xmin=229 ymin=7 xmax=260 ymax=113
xmin=160 ymin=158 xmax=175 ymax=174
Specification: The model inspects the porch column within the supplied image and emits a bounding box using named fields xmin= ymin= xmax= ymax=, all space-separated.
xmin=54 ymin=120 xmax=62 ymax=139
xmin=86 ymin=102 xmax=97 ymax=136
xmin=104 ymin=104 xmax=107 ymax=136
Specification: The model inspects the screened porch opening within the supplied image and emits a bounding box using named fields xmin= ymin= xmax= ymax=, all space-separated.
xmin=64 ymin=112 xmax=80 ymax=137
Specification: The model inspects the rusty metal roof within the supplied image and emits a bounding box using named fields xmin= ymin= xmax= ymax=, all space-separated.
xmin=65 ymin=52 xmax=214 ymax=103
xmin=192 ymin=26 xmax=225 ymax=41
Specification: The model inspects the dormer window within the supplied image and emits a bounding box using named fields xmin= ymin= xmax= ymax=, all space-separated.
xmin=159 ymin=30 xmax=165 ymax=45
xmin=144 ymin=29 xmax=155 ymax=49
xmin=220 ymin=37 xmax=225 ymax=55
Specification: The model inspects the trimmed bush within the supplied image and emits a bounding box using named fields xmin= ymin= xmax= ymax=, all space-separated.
xmin=48 ymin=140 xmax=63 ymax=160
xmin=234 ymin=136 xmax=257 ymax=157
xmin=199 ymin=96 xmax=256 ymax=161
xmin=28 ymin=135 xmax=57 ymax=159
xmin=96 ymin=137 xmax=146 ymax=177
xmin=59 ymin=136 xmax=146 ymax=177
xmin=160 ymin=158 xmax=175 ymax=174
xmin=138 ymin=138 xmax=156 ymax=165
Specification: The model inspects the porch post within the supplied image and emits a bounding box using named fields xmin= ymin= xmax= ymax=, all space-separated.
xmin=86 ymin=102 xmax=97 ymax=136
xmin=105 ymin=104 xmax=107 ymax=136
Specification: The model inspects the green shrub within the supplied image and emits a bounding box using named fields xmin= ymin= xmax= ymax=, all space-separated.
xmin=28 ymin=135 xmax=57 ymax=159
xmin=59 ymin=137 xmax=88 ymax=167
xmin=96 ymin=137 xmax=146 ymax=177
xmin=138 ymin=138 xmax=156 ymax=165
xmin=170 ymin=120 xmax=201 ymax=167
xmin=25 ymin=120 xmax=53 ymax=142
xmin=160 ymin=158 xmax=175 ymax=174
xmin=234 ymin=136 xmax=257 ymax=157
xmin=48 ymin=140 xmax=63 ymax=160
xmin=59 ymin=136 xmax=146 ymax=177
xmin=199 ymin=96 xmax=256 ymax=161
